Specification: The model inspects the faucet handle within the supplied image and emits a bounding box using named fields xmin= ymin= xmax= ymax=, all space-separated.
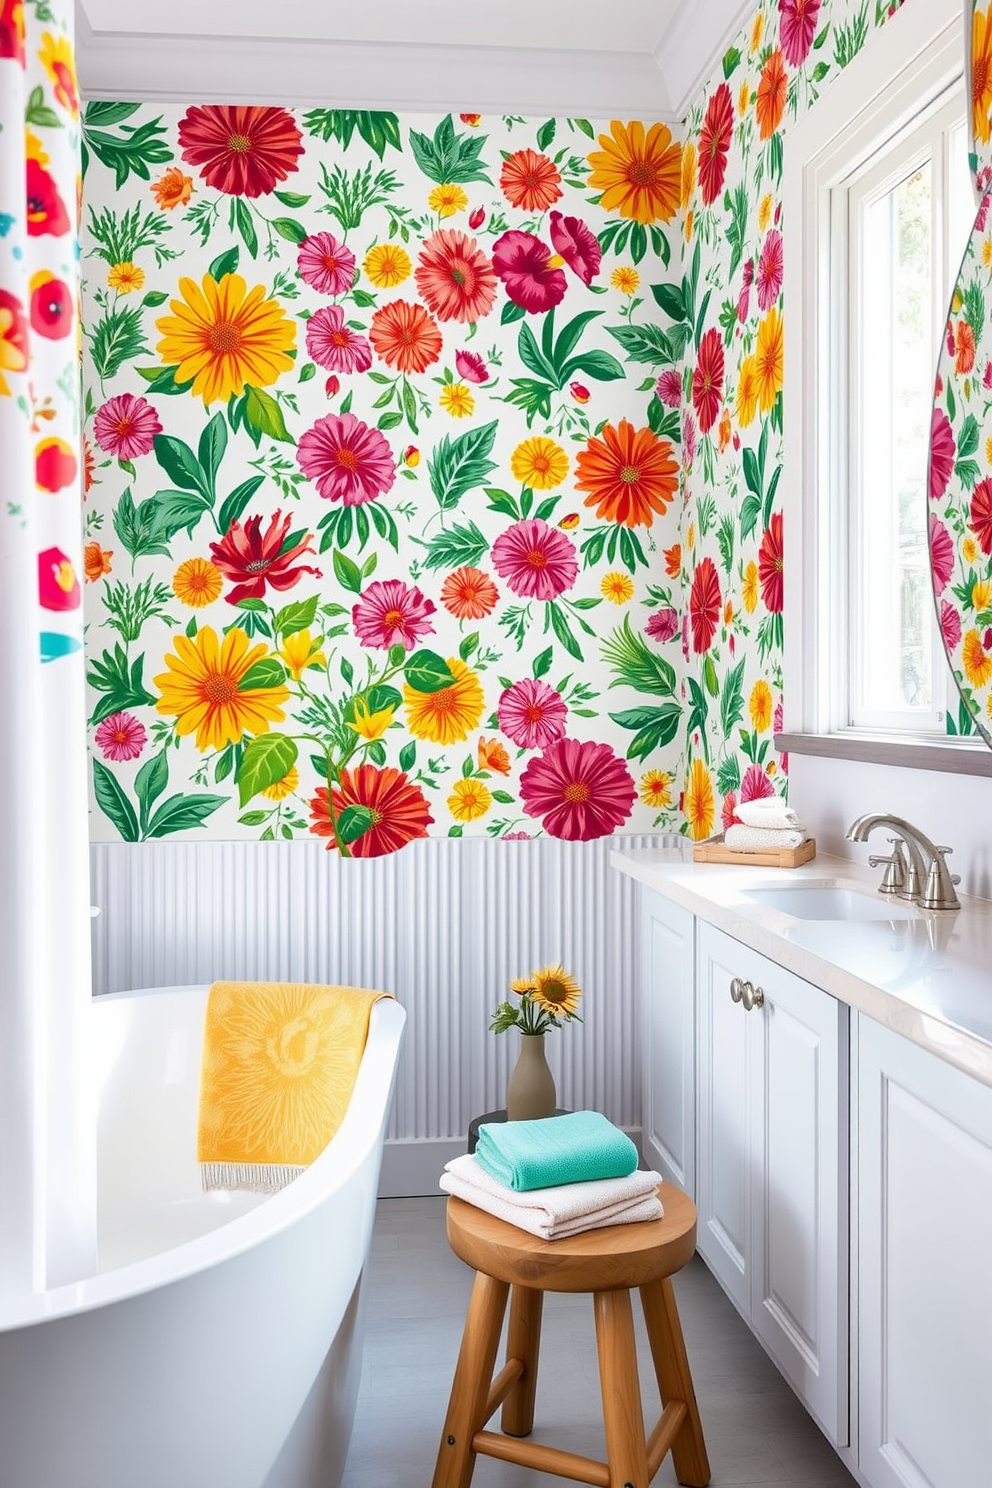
xmin=920 ymin=845 xmax=962 ymax=911
xmin=867 ymin=837 xmax=907 ymax=895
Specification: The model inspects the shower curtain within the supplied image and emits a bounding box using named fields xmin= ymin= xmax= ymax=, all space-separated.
xmin=0 ymin=0 xmax=95 ymax=1293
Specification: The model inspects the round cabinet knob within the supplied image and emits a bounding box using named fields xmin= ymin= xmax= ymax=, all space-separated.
xmin=741 ymin=982 xmax=765 ymax=1012
xmin=730 ymin=977 xmax=744 ymax=1004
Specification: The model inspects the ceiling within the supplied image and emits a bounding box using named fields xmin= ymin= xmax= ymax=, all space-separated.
xmin=74 ymin=0 xmax=754 ymax=122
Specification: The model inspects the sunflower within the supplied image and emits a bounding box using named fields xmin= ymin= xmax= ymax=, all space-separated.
xmin=510 ymin=436 xmax=569 ymax=491
xmin=574 ymin=419 xmax=677 ymax=528
xmin=403 ymin=657 xmax=485 ymax=745
xmin=587 ymin=120 xmax=680 ymax=224
xmin=172 ymin=556 xmax=222 ymax=608
xmin=529 ymin=965 xmax=582 ymax=1018
xmin=154 ymin=625 xmax=290 ymax=751
xmin=754 ymin=308 xmax=784 ymax=412
xmin=684 ymin=757 xmax=715 ymax=841
xmin=155 ymin=273 xmax=295 ymax=405
xmin=363 ymin=243 xmax=412 ymax=289
xmin=447 ymin=778 xmax=493 ymax=822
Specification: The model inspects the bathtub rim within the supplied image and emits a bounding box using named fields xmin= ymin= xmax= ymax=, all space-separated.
xmin=0 ymin=985 xmax=405 ymax=1333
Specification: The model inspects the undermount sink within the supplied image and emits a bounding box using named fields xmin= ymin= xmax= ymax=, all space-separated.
xmin=740 ymin=884 xmax=920 ymax=922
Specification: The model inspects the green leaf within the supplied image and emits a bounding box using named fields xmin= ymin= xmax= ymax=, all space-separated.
xmin=81 ymin=109 xmax=173 ymax=189
xmin=25 ymin=85 xmax=61 ymax=129
xmin=141 ymin=289 xmax=169 ymax=308
xmin=217 ymin=475 xmax=265 ymax=536
xmin=299 ymin=361 xmax=317 ymax=383
xmin=87 ymin=645 xmax=156 ymax=724
xmin=428 ymin=421 xmax=499 ymax=510
xmin=235 ymin=198 xmax=259 ymax=257
xmin=272 ymin=217 xmax=308 ymax=245
xmin=238 ymin=810 xmax=271 ymax=826
xmin=239 ymin=657 xmax=288 ymax=691
xmin=536 ymin=119 xmax=556 ymax=150
xmin=135 ymin=363 xmax=195 ymax=396
xmin=399 ymin=740 xmax=417 ymax=772
xmin=501 ymin=299 xmax=526 ymax=325
xmin=153 ymin=434 xmax=210 ymax=497
xmin=957 ymin=413 xmax=980 ymax=459
xmin=548 ymin=602 xmax=583 ymax=661
xmin=518 ymin=321 xmax=559 ymax=384
xmin=740 ymin=492 xmax=761 ymax=542
xmin=237 ymin=733 xmax=299 ymax=805
xmin=208 ymin=246 xmax=240 ymax=281
xmin=332 ymin=548 xmax=364 ymax=594
xmin=274 ymin=594 xmax=320 ymax=637
xmin=143 ymin=793 xmax=227 ymax=838
xmin=609 ymin=704 xmax=682 ymax=760
xmin=133 ymin=750 xmax=170 ymax=834
xmin=244 ymin=384 xmax=293 ymax=443
xmin=405 ymin=649 xmax=456 ymax=693
xmin=601 ymin=615 xmax=677 ymax=695
xmin=151 ymin=488 xmax=213 ymax=540
xmin=273 ymin=189 xmax=311 ymax=207
xmin=720 ymin=658 xmax=746 ymax=736
xmin=93 ymin=759 xmax=140 ymax=842
xmin=560 ymin=348 xmax=626 ymax=383
xmin=703 ymin=654 xmax=719 ymax=698
xmin=198 ymin=412 xmax=228 ymax=493
xmin=90 ymin=305 xmax=148 ymax=383
xmin=722 ymin=45 xmax=742 ymax=78
xmin=112 ymin=488 xmax=171 ymax=561
xmin=606 ymin=321 xmax=676 ymax=367
xmin=532 ymin=646 xmax=553 ymax=679
xmin=337 ymin=804 xmax=377 ymax=844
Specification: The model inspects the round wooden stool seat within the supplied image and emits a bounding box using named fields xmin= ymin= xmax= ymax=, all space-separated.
xmin=432 ymin=1182 xmax=710 ymax=1488
xmin=445 ymin=1183 xmax=698 ymax=1293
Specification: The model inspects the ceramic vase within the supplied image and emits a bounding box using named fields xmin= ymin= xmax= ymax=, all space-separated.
xmin=505 ymin=1032 xmax=556 ymax=1120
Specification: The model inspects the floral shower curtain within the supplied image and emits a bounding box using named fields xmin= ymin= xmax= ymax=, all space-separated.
xmin=0 ymin=0 xmax=94 ymax=1292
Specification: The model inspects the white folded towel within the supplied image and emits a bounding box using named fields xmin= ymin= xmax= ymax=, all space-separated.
xmin=439 ymin=1153 xmax=663 ymax=1240
xmin=735 ymin=798 xmax=806 ymax=831
xmin=723 ymin=824 xmax=807 ymax=852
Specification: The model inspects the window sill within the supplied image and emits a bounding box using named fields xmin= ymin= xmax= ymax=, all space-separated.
xmin=775 ymin=732 xmax=992 ymax=778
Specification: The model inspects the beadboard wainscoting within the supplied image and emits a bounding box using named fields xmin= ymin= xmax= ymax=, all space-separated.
xmin=90 ymin=834 xmax=670 ymax=1194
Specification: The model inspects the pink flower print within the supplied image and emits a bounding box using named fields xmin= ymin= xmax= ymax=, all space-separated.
xmin=756 ymin=230 xmax=783 ymax=311
xmin=305 ymin=304 xmax=373 ymax=374
xmin=490 ymin=519 xmax=578 ymax=601
xmin=778 ymin=0 xmax=821 ymax=69
xmin=928 ymin=514 xmax=955 ymax=592
xmin=740 ymin=763 xmax=775 ymax=803
xmin=455 ymin=349 xmax=489 ymax=384
xmin=498 ymin=677 xmax=568 ymax=750
xmin=519 ymin=737 xmax=636 ymax=841
xmin=352 ymin=579 xmax=436 ymax=651
xmin=297 ymin=232 xmax=356 ymax=296
xmin=296 ymin=412 xmax=396 ymax=506
xmin=93 ymin=394 xmax=162 ymax=460
xmin=928 ymin=408 xmax=955 ymax=503
xmin=95 ymin=711 xmax=147 ymax=762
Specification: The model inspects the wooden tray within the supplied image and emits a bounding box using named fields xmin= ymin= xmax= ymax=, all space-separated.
xmin=692 ymin=836 xmax=816 ymax=868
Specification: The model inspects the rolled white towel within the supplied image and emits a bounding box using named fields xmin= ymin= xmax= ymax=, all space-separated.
xmin=723 ymin=824 xmax=806 ymax=852
xmin=439 ymin=1153 xmax=663 ymax=1240
xmin=735 ymin=798 xmax=806 ymax=831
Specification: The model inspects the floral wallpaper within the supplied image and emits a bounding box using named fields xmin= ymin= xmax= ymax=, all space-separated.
xmin=929 ymin=1 xmax=992 ymax=747
xmin=80 ymin=106 xmax=687 ymax=851
xmin=676 ymin=0 xmax=912 ymax=839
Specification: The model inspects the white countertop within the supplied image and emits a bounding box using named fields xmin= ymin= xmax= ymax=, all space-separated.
xmin=611 ymin=847 xmax=992 ymax=1089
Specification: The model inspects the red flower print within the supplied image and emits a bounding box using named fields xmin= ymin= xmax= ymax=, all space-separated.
xmin=305 ymin=305 xmax=373 ymax=374
xmin=490 ymin=519 xmax=578 ymax=601
xmin=38 ymin=546 xmax=80 ymax=611
xmin=498 ymin=677 xmax=568 ymax=750
xmin=296 ymin=232 xmax=356 ymax=296
xmin=722 ymin=792 xmax=741 ymax=832
xmin=692 ymin=327 xmax=724 ymax=434
xmin=178 ymin=104 xmax=303 ymax=197
xmin=26 ymin=158 xmax=69 ymax=237
xmin=94 ymin=712 xmax=148 ymax=763
xmin=491 ymin=230 xmax=567 ymax=314
xmin=296 ymin=412 xmax=397 ymax=506
xmin=756 ymin=230 xmax=783 ymax=311
xmin=414 ymin=229 xmax=498 ymax=324
xmin=929 ymin=408 xmax=955 ymax=503
xmin=30 ymin=273 xmax=73 ymax=340
xmin=352 ymin=579 xmax=436 ymax=651
xmin=758 ymin=511 xmax=784 ymax=613
xmin=0 ymin=0 xmax=26 ymax=65
xmin=34 ymin=437 xmax=76 ymax=492
xmin=928 ymin=514 xmax=954 ymax=593
xmin=368 ymin=300 xmax=443 ymax=374
xmin=440 ymin=565 xmax=499 ymax=619
xmin=697 ymin=83 xmax=734 ymax=206
xmin=740 ymin=763 xmax=775 ymax=803
xmin=548 ymin=212 xmax=602 ymax=285
xmin=778 ymin=0 xmax=821 ymax=69
xmin=500 ymin=149 xmax=563 ymax=211
xmin=689 ymin=557 xmax=722 ymax=653
xmin=209 ymin=509 xmax=321 ymax=605
xmin=310 ymin=767 xmax=433 ymax=858
xmin=519 ymin=737 xmax=636 ymax=841
xmin=940 ymin=599 xmax=962 ymax=652
xmin=93 ymin=393 xmax=162 ymax=460
xmin=0 ymin=287 xmax=29 ymax=391
xmin=970 ymin=478 xmax=992 ymax=556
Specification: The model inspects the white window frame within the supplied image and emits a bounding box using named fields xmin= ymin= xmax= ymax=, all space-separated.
xmin=781 ymin=0 xmax=991 ymax=771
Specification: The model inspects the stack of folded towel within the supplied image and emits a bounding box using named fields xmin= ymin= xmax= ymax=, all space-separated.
xmin=724 ymin=796 xmax=808 ymax=853
xmin=439 ymin=1109 xmax=662 ymax=1240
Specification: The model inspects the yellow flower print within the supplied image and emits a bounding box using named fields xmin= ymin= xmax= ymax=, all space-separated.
xmin=758 ymin=194 xmax=774 ymax=233
xmin=108 ymin=262 xmax=145 ymax=294
xmin=38 ymin=32 xmax=78 ymax=117
xmin=261 ymin=767 xmax=300 ymax=801
xmin=755 ymin=307 xmax=784 ymax=412
xmin=404 ymin=657 xmax=485 ymax=745
xmin=447 ymin=777 xmax=492 ymax=822
xmin=25 ymin=129 xmax=49 ymax=168
xmin=364 ymin=243 xmax=412 ymax=288
xmin=428 ymin=183 xmax=469 ymax=217
xmin=439 ymin=382 xmax=475 ymax=418
xmin=601 ymin=571 xmax=635 ymax=604
xmin=749 ymin=678 xmax=773 ymax=731
xmin=737 ymin=354 xmax=760 ymax=428
xmin=510 ymin=436 xmax=569 ymax=490
xmin=278 ymin=629 xmax=327 ymax=681
xmin=685 ymin=758 xmax=715 ymax=841
xmin=750 ymin=11 xmax=765 ymax=52
xmin=738 ymin=83 xmax=751 ymax=116
xmin=154 ymin=626 xmax=290 ymax=752
xmin=742 ymin=561 xmax=759 ymax=614
xmin=962 ymin=628 xmax=992 ymax=689
xmin=639 ymin=769 xmax=672 ymax=809
xmin=172 ymin=557 xmax=222 ymax=608
xmin=611 ymin=266 xmax=640 ymax=295
xmin=680 ymin=141 xmax=696 ymax=210
xmin=964 ymin=536 xmax=979 ymax=564
xmin=346 ymin=696 xmax=395 ymax=741
xmin=973 ymin=579 xmax=992 ymax=612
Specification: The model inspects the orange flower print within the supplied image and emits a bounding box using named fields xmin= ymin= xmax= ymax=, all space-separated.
xmin=477 ymin=736 xmax=512 ymax=775
xmin=151 ymin=166 xmax=194 ymax=210
xmin=956 ymin=320 xmax=976 ymax=376
xmin=84 ymin=542 xmax=113 ymax=582
xmin=755 ymin=49 xmax=787 ymax=140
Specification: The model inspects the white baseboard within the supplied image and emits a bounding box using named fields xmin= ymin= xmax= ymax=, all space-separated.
xmin=378 ymin=1128 xmax=645 ymax=1199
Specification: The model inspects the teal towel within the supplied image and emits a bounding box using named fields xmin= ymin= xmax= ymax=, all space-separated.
xmin=475 ymin=1110 xmax=638 ymax=1191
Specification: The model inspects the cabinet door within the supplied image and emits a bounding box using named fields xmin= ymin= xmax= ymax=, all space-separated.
xmin=696 ymin=923 xmax=848 ymax=1444
xmin=858 ymin=1016 xmax=992 ymax=1488
xmin=640 ymin=889 xmax=695 ymax=1197
xmin=696 ymin=922 xmax=753 ymax=1316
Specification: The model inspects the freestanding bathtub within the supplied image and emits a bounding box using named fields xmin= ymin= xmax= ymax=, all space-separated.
xmin=0 ymin=984 xmax=405 ymax=1488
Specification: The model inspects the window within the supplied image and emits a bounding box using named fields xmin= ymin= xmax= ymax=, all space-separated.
xmin=843 ymin=93 xmax=972 ymax=732
xmin=780 ymin=0 xmax=986 ymax=761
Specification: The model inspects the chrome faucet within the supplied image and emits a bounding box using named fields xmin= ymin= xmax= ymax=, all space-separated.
xmin=846 ymin=814 xmax=961 ymax=911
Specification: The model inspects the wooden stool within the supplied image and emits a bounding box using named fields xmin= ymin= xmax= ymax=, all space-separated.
xmin=431 ymin=1184 xmax=710 ymax=1488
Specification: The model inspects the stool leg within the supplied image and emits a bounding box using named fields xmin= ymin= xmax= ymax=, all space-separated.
xmin=500 ymin=1284 xmax=544 ymax=1437
xmin=640 ymin=1276 xmax=710 ymax=1487
xmin=432 ymin=1271 xmax=509 ymax=1488
xmin=593 ymin=1289 xmax=651 ymax=1488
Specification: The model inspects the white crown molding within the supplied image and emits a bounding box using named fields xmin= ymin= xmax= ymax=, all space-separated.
xmin=655 ymin=0 xmax=756 ymax=119
xmin=75 ymin=31 xmax=679 ymax=121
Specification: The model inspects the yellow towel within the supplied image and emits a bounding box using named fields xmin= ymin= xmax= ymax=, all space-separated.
xmin=198 ymin=981 xmax=393 ymax=1192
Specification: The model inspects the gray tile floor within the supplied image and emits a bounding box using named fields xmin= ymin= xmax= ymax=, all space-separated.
xmin=342 ymin=1196 xmax=857 ymax=1488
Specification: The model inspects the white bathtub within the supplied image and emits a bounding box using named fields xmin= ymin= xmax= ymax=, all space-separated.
xmin=0 ymin=984 xmax=405 ymax=1488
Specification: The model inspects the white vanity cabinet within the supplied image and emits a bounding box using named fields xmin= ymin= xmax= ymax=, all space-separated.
xmin=856 ymin=1015 xmax=992 ymax=1488
xmin=695 ymin=922 xmax=849 ymax=1445
xmin=639 ymin=888 xmax=695 ymax=1197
